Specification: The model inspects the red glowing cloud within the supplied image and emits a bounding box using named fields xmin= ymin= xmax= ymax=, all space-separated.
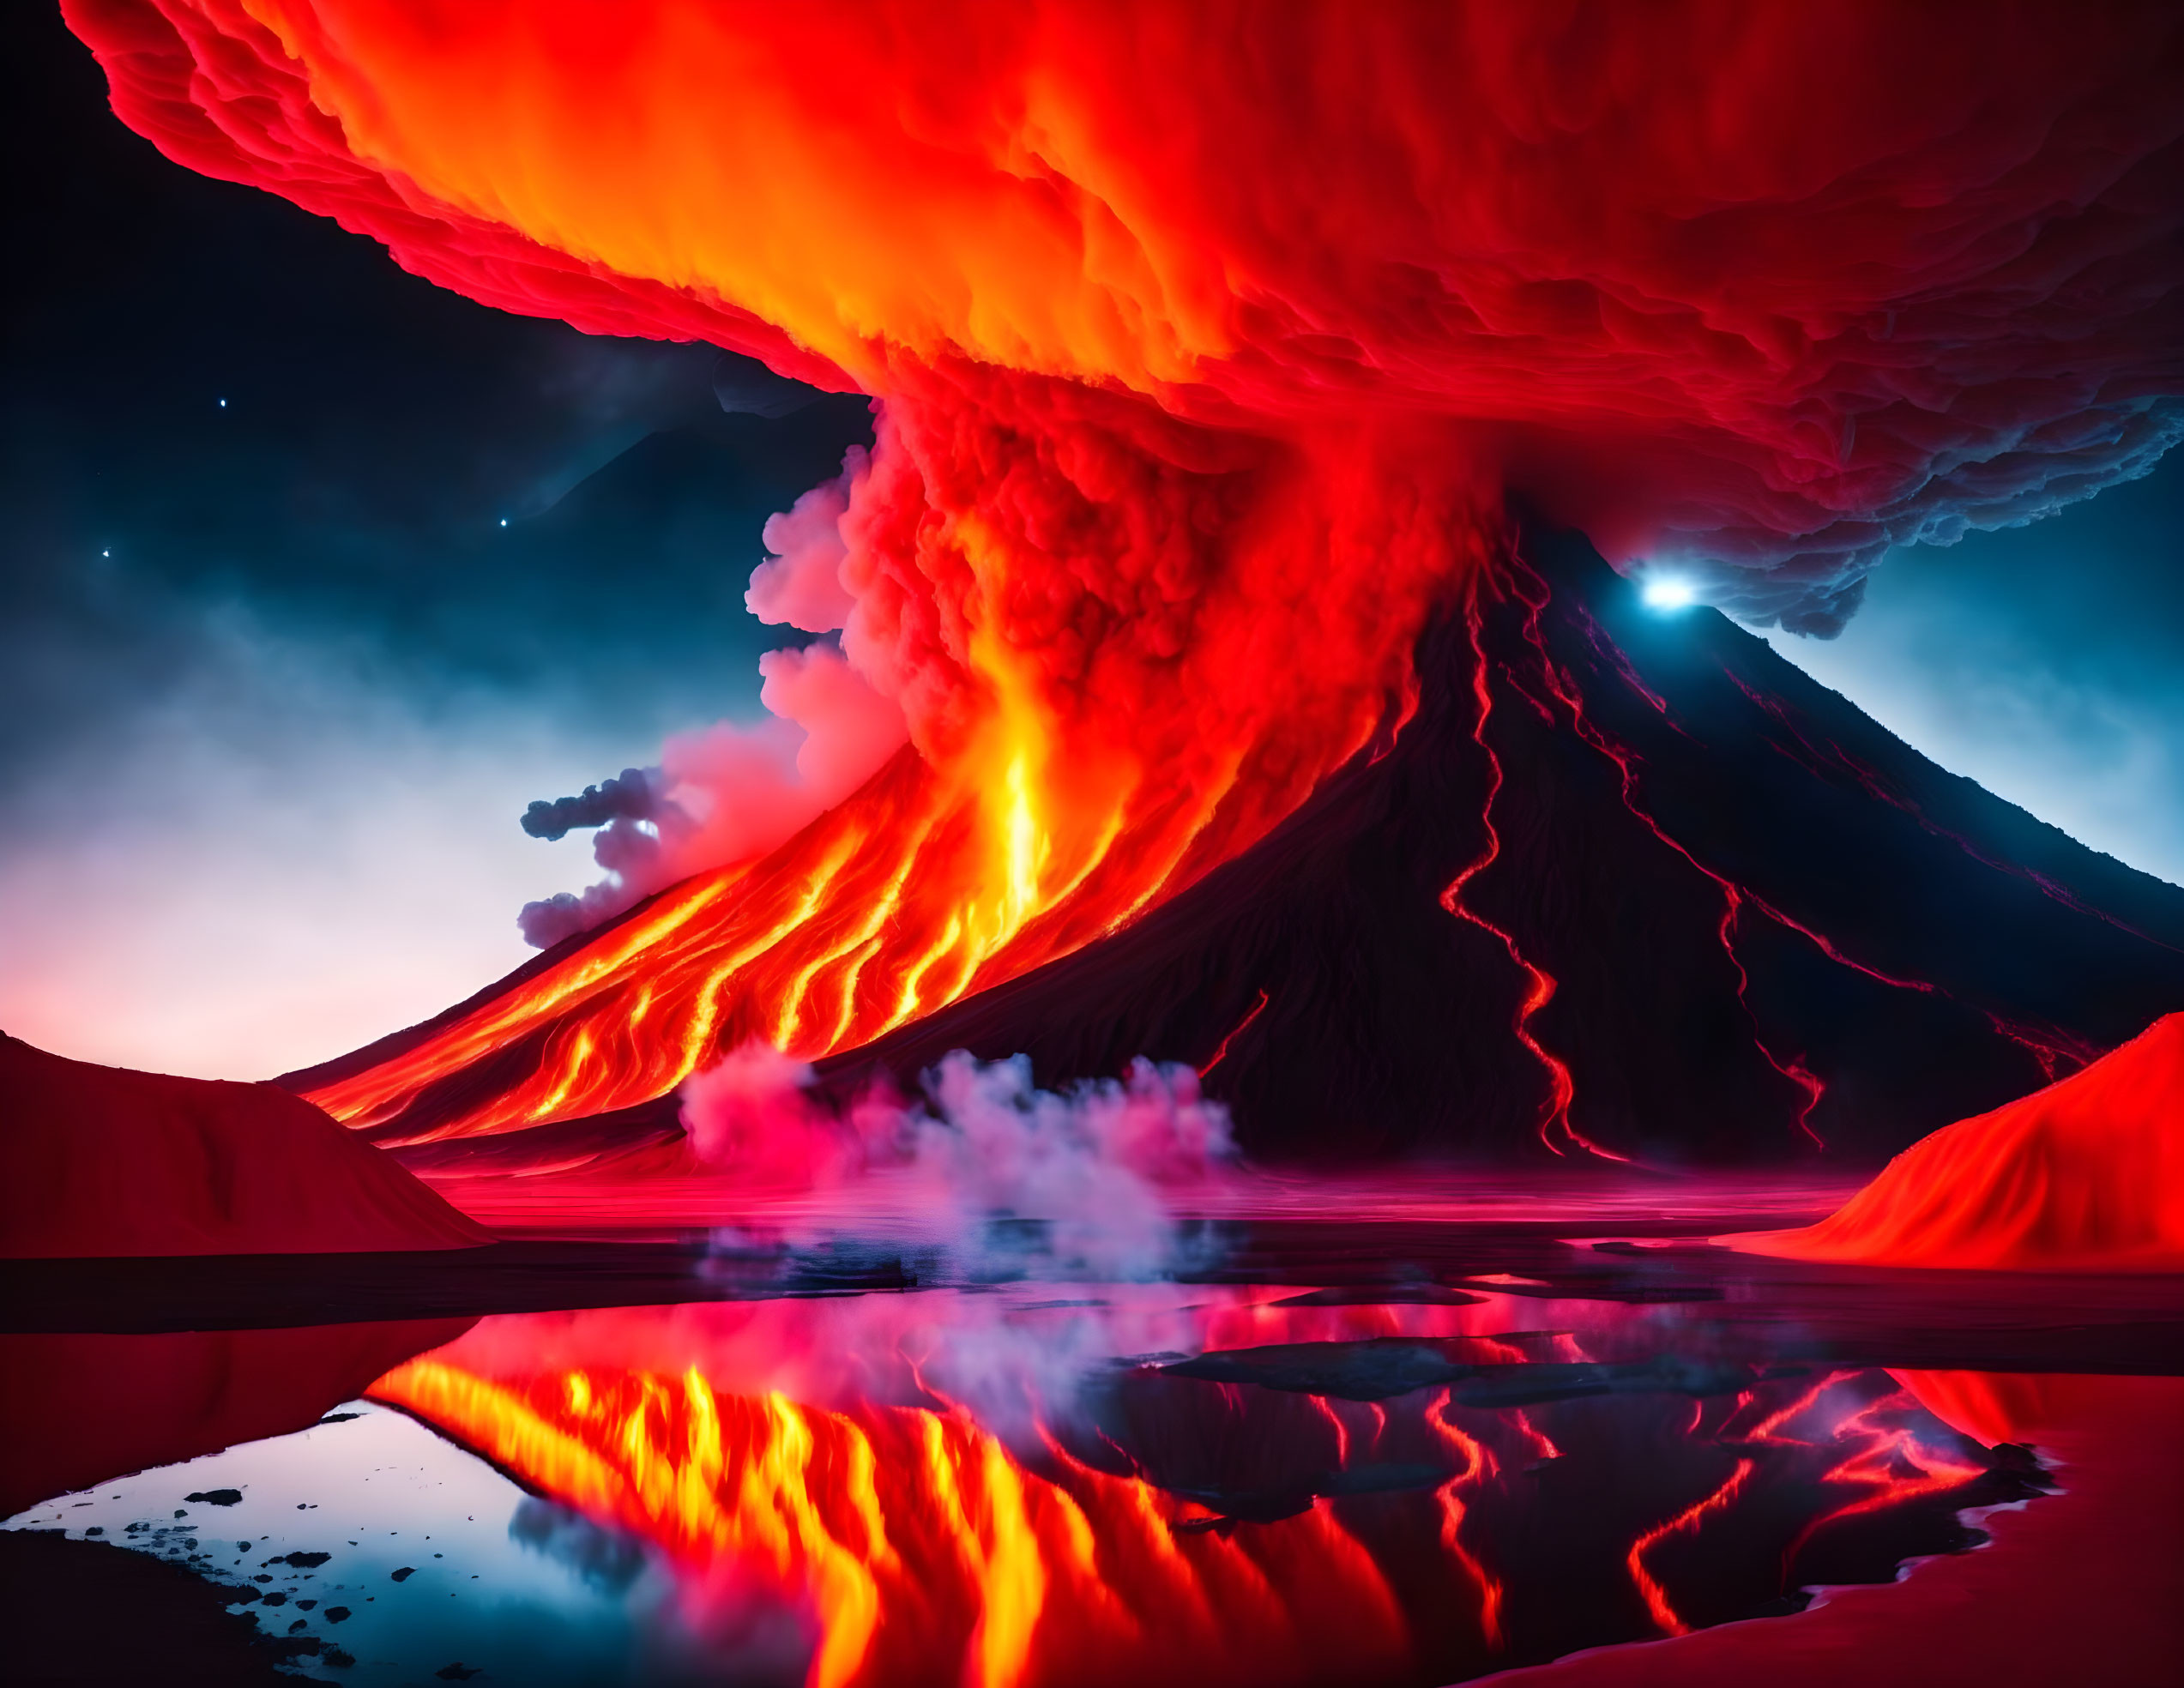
xmin=63 ymin=2 xmax=2184 ymax=1136
xmin=70 ymin=2 xmax=2184 ymax=623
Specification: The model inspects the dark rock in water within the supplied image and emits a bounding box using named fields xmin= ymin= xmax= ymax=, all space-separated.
xmin=275 ymin=1552 xmax=332 ymax=1568
xmin=229 ymin=1587 xmax=262 ymax=1604
xmin=435 ymin=1666 xmax=484 ymax=1681
xmin=261 ymin=1590 xmax=287 ymax=1607
xmin=1163 ymin=1338 xmax=1475 ymax=1402
xmin=185 ymin=1489 xmax=243 ymax=1506
xmin=325 ymin=1648 xmax=357 ymax=1669
xmin=296 ymin=1599 xmax=317 ymax=1610
xmin=1162 ymin=1337 xmax=1753 ymax=1405
xmin=324 ymin=1607 xmax=351 ymax=1623
xmin=389 ymin=1566 xmax=416 ymax=1582
xmin=287 ymin=1619 xmax=310 ymax=1634
xmin=1269 ymin=1286 xmax=1486 ymax=1307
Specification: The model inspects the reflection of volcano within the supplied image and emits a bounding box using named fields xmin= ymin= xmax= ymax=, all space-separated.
xmin=368 ymin=1329 xmax=2044 ymax=1688
xmin=285 ymin=526 xmax=2184 ymax=1169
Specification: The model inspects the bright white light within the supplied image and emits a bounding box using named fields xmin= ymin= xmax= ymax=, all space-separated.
xmin=218 ymin=398 xmax=226 ymax=407
xmin=1641 ymin=576 xmax=1698 ymax=612
xmin=498 ymin=517 xmax=509 ymax=528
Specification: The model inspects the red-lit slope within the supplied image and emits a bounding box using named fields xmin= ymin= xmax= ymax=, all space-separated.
xmin=0 ymin=1034 xmax=490 ymax=1257
xmin=1735 ymin=1014 xmax=2184 ymax=1269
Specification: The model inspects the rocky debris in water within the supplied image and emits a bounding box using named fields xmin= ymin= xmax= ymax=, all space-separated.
xmin=325 ymin=1648 xmax=357 ymax=1668
xmin=1269 ymin=1285 xmax=1487 ymax=1307
xmin=296 ymin=1599 xmax=317 ymax=1610
xmin=228 ymin=1588 xmax=262 ymax=1604
xmin=268 ymin=1551 xmax=331 ymax=1568
xmin=390 ymin=1566 xmax=417 ymax=1582
xmin=1161 ymin=1338 xmax=1753 ymax=1403
xmin=324 ymin=1606 xmax=351 ymax=1623
xmin=435 ymin=1667 xmax=483 ymax=1681
xmin=185 ymin=1489 xmax=244 ymax=1506
xmin=261 ymin=1591 xmax=287 ymax=1607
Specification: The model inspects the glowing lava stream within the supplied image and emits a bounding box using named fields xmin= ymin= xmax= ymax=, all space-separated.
xmin=1438 ymin=573 xmax=1604 ymax=1160
xmin=1462 ymin=547 xmax=2110 ymax=1154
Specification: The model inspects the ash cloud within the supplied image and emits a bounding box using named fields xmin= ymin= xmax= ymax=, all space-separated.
xmin=515 ymin=451 xmax=908 ymax=949
xmin=520 ymin=768 xmax=664 ymax=841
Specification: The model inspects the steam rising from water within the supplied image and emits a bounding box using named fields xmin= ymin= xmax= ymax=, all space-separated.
xmin=682 ymin=1045 xmax=1234 ymax=1281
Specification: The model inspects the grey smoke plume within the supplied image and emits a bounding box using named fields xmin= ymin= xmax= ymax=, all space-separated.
xmin=520 ymin=767 xmax=661 ymax=841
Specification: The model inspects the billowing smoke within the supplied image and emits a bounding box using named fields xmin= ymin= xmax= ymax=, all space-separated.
xmin=519 ymin=767 xmax=663 ymax=842
xmin=75 ymin=2 xmax=2184 ymax=1113
xmin=681 ymin=1043 xmax=1234 ymax=1280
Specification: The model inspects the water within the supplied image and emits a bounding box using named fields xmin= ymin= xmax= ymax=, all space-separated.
xmin=3 ymin=1262 xmax=2072 ymax=1688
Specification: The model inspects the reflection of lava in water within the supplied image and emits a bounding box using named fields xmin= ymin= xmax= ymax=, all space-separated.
xmin=368 ymin=1317 xmax=2035 ymax=1688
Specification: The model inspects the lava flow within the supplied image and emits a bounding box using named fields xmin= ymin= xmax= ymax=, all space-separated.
xmin=365 ymin=1322 xmax=2036 ymax=1688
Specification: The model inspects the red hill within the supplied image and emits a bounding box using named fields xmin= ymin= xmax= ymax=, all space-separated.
xmin=0 ymin=1034 xmax=491 ymax=1258
xmin=1735 ymin=1014 xmax=2184 ymax=1270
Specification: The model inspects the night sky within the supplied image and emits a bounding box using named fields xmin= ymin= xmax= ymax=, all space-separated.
xmin=3 ymin=7 xmax=2178 ymax=1080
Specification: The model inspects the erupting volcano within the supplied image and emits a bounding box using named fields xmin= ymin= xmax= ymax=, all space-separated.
xmin=14 ymin=8 xmax=2184 ymax=1685
xmin=63 ymin=0 xmax=2184 ymax=1179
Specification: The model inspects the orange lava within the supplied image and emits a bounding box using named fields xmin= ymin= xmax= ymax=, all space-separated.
xmin=1734 ymin=1012 xmax=2184 ymax=1270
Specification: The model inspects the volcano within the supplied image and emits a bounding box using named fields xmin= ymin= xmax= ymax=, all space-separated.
xmin=282 ymin=522 xmax=2184 ymax=1172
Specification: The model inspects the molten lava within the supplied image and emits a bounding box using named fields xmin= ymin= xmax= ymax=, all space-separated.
xmin=1736 ymin=1013 xmax=2184 ymax=1270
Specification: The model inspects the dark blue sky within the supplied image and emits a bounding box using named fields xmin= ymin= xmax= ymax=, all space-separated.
xmin=2 ymin=7 xmax=2175 ymax=1077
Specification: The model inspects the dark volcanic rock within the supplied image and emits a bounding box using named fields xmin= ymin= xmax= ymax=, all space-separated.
xmin=826 ymin=524 xmax=2184 ymax=1165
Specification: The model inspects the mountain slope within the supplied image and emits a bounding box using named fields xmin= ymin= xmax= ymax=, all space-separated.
xmin=819 ymin=523 xmax=2184 ymax=1165
xmin=285 ymin=522 xmax=2184 ymax=1168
